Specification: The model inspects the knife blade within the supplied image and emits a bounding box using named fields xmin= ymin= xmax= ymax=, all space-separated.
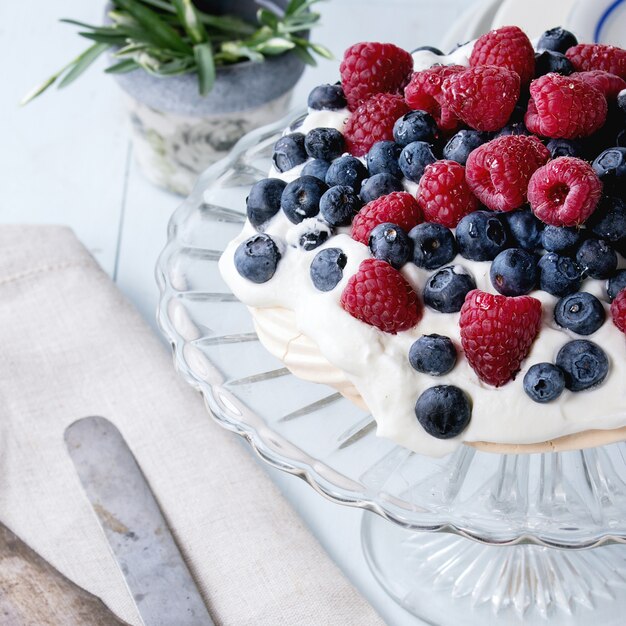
xmin=65 ymin=416 xmax=214 ymax=626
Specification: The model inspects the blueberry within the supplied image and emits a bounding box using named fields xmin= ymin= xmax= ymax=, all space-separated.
xmin=538 ymin=253 xmax=582 ymax=297
xmin=423 ymin=266 xmax=476 ymax=313
xmin=319 ymin=185 xmax=362 ymax=227
xmin=234 ymin=234 xmax=281 ymax=283
xmin=307 ymin=83 xmax=347 ymax=111
xmin=490 ymin=248 xmax=538 ymax=296
xmin=456 ymin=211 xmax=510 ymax=261
xmin=534 ymin=50 xmax=574 ymax=77
xmin=298 ymin=224 xmax=331 ymax=251
xmin=393 ymin=111 xmax=438 ymax=146
xmin=302 ymin=159 xmax=331 ymax=181
xmin=523 ymin=363 xmax=566 ymax=403
xmin=281 ymin=176 xmax=328 ymax=224
xmin=272 ymin=133 xmax=307 ymax=172
xmin=304 ymin=127 xmax=345 ymax=161
xmin=398 ymin=141 xmax=437 ymax=183
xmin=414 ymin=385 xmax=472 ymax=439
xmin=556 ymin=340 xmax=609 ymax=392
xmin=360 ymin=173 xmax=403 ymax=203
xmin=619 ymin=89 xmax=626 ymax=116
xmin=541 ymin=225 xmax=582 ymax=253
xmin=505 ymin=209 xmax=543 ymax=251
xmin=495 ymin=121 xmax=530 ymax=138
xmin=576 ymin=239 xmax=617 ymax=279
xmin=592 ymin=147 xmax=626 ymax=193
xmin=246 ymin=178 xmax=287 ymax=229
xmin=537 ymin=27 xmax=578 ymax=54
xmin=412 ymin=45 xmax=444 ymax=55
xmin=325 ymin=155 xmax=368 ymax=191
xmin=369 ymin=223 xmax=413 ymax=268
xmin=554 ymin=292 xmax=606 ymax=335
xmin=442 ymin=129 xmax=489 ymax=165
xmin=409 ymin=222 xmax=457 ymax=270
xmin=589 ymin=196 xmax=626 ymax=243
xmin=310 ymin=247 xmax=347 ymax=291
xmin=608 ymin=269 xmax=626 ymax=301
xmin=546 ymin=138 xmax=585 ymax=159
xmin=366 ymin=141 xmax=403 ymax=178
xmin=409 ymin=334 xmax=457 ymax=376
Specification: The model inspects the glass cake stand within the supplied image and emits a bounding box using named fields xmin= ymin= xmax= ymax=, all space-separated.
xmin=156 ymin=112 xmax=626 ymax=625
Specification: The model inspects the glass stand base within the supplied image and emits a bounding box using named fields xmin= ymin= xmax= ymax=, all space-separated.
xmin=362 ymin=512 xmax=626 ymax=625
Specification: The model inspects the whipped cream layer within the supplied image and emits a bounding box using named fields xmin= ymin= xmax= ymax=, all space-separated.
xmin=218 ymin=47 xmax=626 ymax=457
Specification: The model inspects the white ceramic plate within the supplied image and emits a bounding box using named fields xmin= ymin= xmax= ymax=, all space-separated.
xmin=439 ymin=0 xmax=503 ymax=52
xmin=568 ymin=0 xmax=626 ymax=46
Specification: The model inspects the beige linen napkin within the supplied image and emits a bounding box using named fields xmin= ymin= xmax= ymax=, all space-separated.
xmin=0 ymin=225 xmax=382 ymax=625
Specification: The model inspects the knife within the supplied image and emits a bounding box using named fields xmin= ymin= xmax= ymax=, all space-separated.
xmin=65 ymin=416 xmax=214 ymax=626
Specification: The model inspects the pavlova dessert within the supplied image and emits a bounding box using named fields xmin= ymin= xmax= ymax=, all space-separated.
xmin=219 ymin=25 xmax=626 ymax=456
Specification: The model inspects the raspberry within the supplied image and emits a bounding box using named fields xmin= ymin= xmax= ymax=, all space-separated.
xmin=525 ymin=74 xmax=608 ymax=138
xmin=610 ymin=289 xmax=626 ymax=334
xmin=404 ymin=65 xmax=464 ymax=132
xmin=528 ymin=157 xmax=603 ymax=227
xmin=343 ymin=93 xmax=409 ymax=156
xmin=340 ymin=42 xmax=413 ymax=110
xmin=566 ymin=44 xmax=626 ymax=80
xmin=571 ymin=70 xmax=626 ymax=99
xmin=441 ymin=65 xmax=520 ymax=132
xmin=470 ymin=26 xmax=535 ymax=85
xmin=416 ymin=160 xmax=478 ymax=227
xmin=459 ymin=290 xmax=542 ymax=387
xmin=351 ymin=191 xmax=422 ymax=244
xmin=465 ymin=135 xmax=550 ymax=212
xmin=340 ymin=259 xmax=421 ymax=333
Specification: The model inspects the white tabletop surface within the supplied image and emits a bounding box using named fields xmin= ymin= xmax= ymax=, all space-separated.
xmin=2 ymin=1 xmax=487 ymax=624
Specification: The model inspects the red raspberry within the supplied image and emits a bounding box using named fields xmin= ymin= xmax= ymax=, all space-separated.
xmin=566 ymin=44 xmax=626 ymax=80
xmin=459 ymin=290 xmax=542 ymax=387
xmin=344 ymin=93 xmax=409 ymax=156
xmin=404 ymin=65 xmax=464 ymax=132
xmin=470 ymin=25 xmax=535 ymax=85
xmin=351 ymin=191 xmax=422 ymax=244
xmin=416 ymin=160 xmax=478 ymax=227
xmin=340 ymin=259 xmax=421 ymax=334
xmin=340 ymin=42 xmax=413 ymax=110
xmin=571 ymin=70 xmax=626 ymax=99
xmin=525 ymin=74 xmax=608 ymax=138
xmin=610 ymin=289 xmax=626 ymax=334
xmin=527 ymin=157 xmax=603 ymax=227
xmin=441 ymin=65 xmax=520 ymax=132
xmin=465 ymin=135 xmax=550 ymax=212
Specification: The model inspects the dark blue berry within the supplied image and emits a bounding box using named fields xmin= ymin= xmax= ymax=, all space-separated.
xmin=608 ymin=269 xmax=626 ymax=301
xmin=246 ymin=178 xmax=286 ymax=229
xmin=310 ymin=247 xmax=347 ymax=291
xmin=302 ymin=159 xmax=331 ymax=181
xmin=490 ymin=248 xmax=538 ymax=296
xmin=393 ymin=110 xmax=438 ymax=146
xmin=541 ymin=225 xmax=583 ymax=253
xmin=495 ymin=121 xmax=530 ymax=138
xmin=423 ymin=266 xmax=476 ymax=313
xmin=554 ymin=292 xmax=606 ymax=335
xmin=537 ymin=27 xmax=578 ymax=54
xmin=411 ymin=45 xmax=444 ymax=55
xmin=398 ymin=141 xmax=437 ymax=183
xmin=442 ymin=129 xmax=489 ymax=165
xmin=281 ymin=176 xmax=328 ymax=224
xmin=304 ymin=127 xmax=345 ymax=161
xmin=505 ymin=209 xmax=544 ymax=251
xmin=298 ymin=223 xmax=331 ymax=251
xmin=523 ymin=363 xmax=566 ymax=403
xmin=618 ymin=89 xmax=626 ymax=115
xmin=359 ymin=173 xmax=403 ymax=203
xmin=319 ymin=185 xmax=362 ymax=227
xmin=325 ymin=155 xmax=368 ymax=191
xmin=592 ymin=147 xmax=626 ymax=193
xmin=272 ymin=133 xmax=307 ymax=172
xmin=234 ymin=234 xmax=281 ymax=283
xmin=589 ymin=196 xmax=626 ymax=242
xmin=307 ymin=83 xmax=347 ymax=111
xmin=415 ymin=385 xmax=471 ymax=439
xmin=556 ymin=340 xmax=609 ymax=392
xmin=369 ymin=223 xmax=413 ymax=269
xmin=538 ymin=253 xmax=582 ymax=297
xmin=576 ymin=239 xmax=617 ymax=279
xmin=409 ymin=335 xmax=457 ymax=376
xmin=366 ymin=141 xmax=403 ymax=178
xmin=534 ymin=50 xmax=574 ymax=77
xmin=409 ymin=222 xmax=457 ymax=270
xmin=456 ymin=211 xmax=510 ymax=261
xmin=546 ymin=138 xmax=585 ymax=159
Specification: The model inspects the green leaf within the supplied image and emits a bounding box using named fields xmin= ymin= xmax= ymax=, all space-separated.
xmin=194 ymin=42 xmax=215 ymax=95
xmin=285 ymin=0 xmax=308 ymax=16
xmin=256 ymin=8 xmax=278 ymax=29
xmin=105 ymin=58 xmax=140 ymax=73
xmin=198 ymin=13 xmax=255 ymax=36
xmin=219 ymin=42 xmax=264 ymax=63
xmin=78 ymin=31 xmax=127 ymax=44
xmin=20 ymin=75 xmax=58 ymax=105
xmin=135 ymin=0 xmax=176 ymax=12
xmin=58 ymin=42 xmax=110 ymax=88
xmin=308 ymin=41 xmax=333 ymax=59
xmin=253 ymin=37 xmax=296 ymax=55
xmin=291 ymin=44 xmax=317 ymax=66
xmin=172 ymin=0 xmax=207 ymax=44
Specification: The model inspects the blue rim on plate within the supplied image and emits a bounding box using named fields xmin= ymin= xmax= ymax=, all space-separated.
xmin=595 ymin=0 xmax=626 ymax=42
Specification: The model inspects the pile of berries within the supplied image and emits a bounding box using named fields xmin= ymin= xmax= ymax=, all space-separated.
xmin=235 ymin=25 xmax=626 ymax=441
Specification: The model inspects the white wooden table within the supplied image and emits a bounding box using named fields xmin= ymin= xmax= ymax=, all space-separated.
xmin=2 ymin=1 xmax=482 ymax=623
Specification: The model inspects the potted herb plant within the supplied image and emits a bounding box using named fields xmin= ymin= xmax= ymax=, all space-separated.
xmin=24 ymin=0 xmax=330 ymax=194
